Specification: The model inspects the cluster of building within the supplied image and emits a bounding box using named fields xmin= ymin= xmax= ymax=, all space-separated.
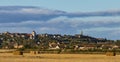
xmin=0 ymin=31 xmax=119 ymax=50
xmin=2 ymin=31 xmax=36 ymax=39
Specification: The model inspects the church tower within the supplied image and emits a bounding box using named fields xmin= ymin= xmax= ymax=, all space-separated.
xmin=31 ymin=30 xmax=36 ymax=39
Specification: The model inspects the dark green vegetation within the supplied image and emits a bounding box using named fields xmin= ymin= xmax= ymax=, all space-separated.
xmin=0 ymin=31 xmax=120 ymax=54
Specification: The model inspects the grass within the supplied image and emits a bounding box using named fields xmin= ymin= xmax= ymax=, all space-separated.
xmin=0 ymin=53 xmax=120 ymax=62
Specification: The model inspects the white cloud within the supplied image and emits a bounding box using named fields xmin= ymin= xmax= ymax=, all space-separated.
xmin=1 ymin=6 xmax=120 ymax=17
xmin=0 ymin=9 xmax=120 ymax=39
xmin=76 ymin=27 xmax=120 ymax=39
xmin=0 ymin=16 xmax=120 ymax=28
xmin=38 ymin=27 xmax=60 ymax=33
xmin=20 ymin=8 xmax=56 ymax=14
xmin=21 ymin=21 xmax=44 ymax=24
xmin=82 ymin=27 xmax=120 ymax=32
xmin=0 ymin=27 xmax=32 ymax=33
xmin=0 ymin=7 xmax=65 ymax=15
xmin=1 ymin=6 xmax=120 ymax=40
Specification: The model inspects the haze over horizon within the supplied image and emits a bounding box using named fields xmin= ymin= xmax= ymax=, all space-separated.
xmin=0 ymin=0 xmax=120 ymax=40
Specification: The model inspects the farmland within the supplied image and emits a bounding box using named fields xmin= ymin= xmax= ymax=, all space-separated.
xmin=0 ymin=53 xmax=120 ymax=62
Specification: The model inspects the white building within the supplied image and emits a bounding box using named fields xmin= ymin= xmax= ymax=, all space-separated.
xmin=30 ymin=31 xmax=36 ymax=39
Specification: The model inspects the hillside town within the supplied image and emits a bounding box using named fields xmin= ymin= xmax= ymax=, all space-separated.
xmin=0 ymin=31 xmax=120 ymax=53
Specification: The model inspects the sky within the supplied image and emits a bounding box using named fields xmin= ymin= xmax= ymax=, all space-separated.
xmin=0 ymin=0 xmax=120 ymax=40
xmin=0 ymin=0 xmax=120 ymax=12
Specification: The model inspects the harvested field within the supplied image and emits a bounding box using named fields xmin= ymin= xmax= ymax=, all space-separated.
xmin=0 ymin=53 xmax=120 ymax=62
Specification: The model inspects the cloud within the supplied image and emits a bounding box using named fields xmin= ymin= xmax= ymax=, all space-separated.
xmin=0 ymin=6 xmax=120 ymax=40
xmin=20 ymin=8 xmax=66 ymax=15
xmin=0 ymin=16 xmax=120 ymax=29
xmin=0 ymin=6 xmax=120 ymax=23
xmin=38 ymin=27 xmax=61 ymax=34
xmin=0 ymin=27 xmax=32 ymax=33
xmin=81 ymin=27 xmax=120 ymax=40
xmin=0 ymin=16 xmax=120 ymax=39
xmin=0 ymin=6 xmax=66 ymax=15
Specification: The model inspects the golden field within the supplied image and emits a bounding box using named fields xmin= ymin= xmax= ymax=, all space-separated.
xmin=0 ymin=53 xmax=120 ymax=62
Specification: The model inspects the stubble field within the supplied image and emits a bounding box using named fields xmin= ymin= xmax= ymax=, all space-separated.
xmin=0 ymin=53 xmax=120 ymax=62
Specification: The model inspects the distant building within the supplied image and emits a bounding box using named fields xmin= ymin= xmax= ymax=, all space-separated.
xmin=4 ymin=31 xmax=10 ymax=35
xmin=14 ymin=43 xmax=23 ymax=49
xmin=30 ymin=31 xmax=36 ymax=39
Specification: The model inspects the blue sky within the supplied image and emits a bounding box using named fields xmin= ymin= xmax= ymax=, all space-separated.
xmin=0 ymin=0 xmax=120 ymax=12
xmin=0 ymin=0 xmax=120 ymax=40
